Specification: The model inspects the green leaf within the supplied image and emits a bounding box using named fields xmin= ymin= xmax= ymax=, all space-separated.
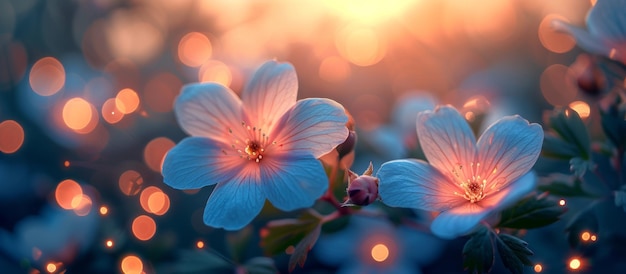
xmin=537 ymin=175 xmax=595 ymax=198
xmin=599 ymin=95 xmax=626 ymax=148
xmin=548 ymin=107 xmax=592 ymax=160
xmin=462 ymin=226 xmax=494 ymax=274
xmin=496 ymin=234 xmax=533 ymax=274
xmin=565 ymin=207 xmax=599 ymax=248
xmin=569 ymin=157 xmax=594 ymax=178
xmin=541 ymin=134 xmax=580 ymax=159
xmin=243 ymin=257 xmax=278 ymax=274
xmin=288 ymin=224 xmax=321 ymax=272
xmin=497 ymin=196 xmax=566 ymax=229
xmin=260 ymin=210 xmax=322 ymax=272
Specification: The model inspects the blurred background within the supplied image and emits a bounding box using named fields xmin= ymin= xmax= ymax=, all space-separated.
xmin=0 ymin=0 xmax=604 ymax=273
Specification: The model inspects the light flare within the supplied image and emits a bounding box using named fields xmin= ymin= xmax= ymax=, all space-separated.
xmin=370 ymin=243 xmax=389 ymax=262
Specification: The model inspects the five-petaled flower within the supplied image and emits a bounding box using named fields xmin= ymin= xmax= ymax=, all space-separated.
xmin=553 ymin=0 xmax=626 ymax=64
xmin=377 ymin=106 xmax=543 ymax=239
xmin=162 ymin=60 xmax=348 ymax=230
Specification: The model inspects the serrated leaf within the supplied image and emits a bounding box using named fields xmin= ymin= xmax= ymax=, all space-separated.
xmin=462 ymin=226 xmax=494 ymax=274
xmin=497 ymin=196 xmax=566 ymax=229
xmin=243 ymin=257 xmax=278 ymax=274
xmin=288 ymin=224 xmax=321 ymax=272
xmin=260 ymin=210 xmax=322 ymax=256
xmin=496 ymin=234 xmax=533 ymax=274
xmin=548 ymin=107 xmax=592 ymax=160
xmin=537 ymin=176 xmax=595 ymax=197
xmin=565 ymin=207 xmax=599 ymax=248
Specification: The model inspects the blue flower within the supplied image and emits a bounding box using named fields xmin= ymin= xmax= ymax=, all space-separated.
xmin=377 ymin=106 xmax=543 ymax=239
xmin=162 ymin=60 xmax=348 ymax=230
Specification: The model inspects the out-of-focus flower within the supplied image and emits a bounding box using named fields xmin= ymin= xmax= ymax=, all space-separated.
xmin=553 ymin=0 xmax=626 ymax=64
xmin=377 ymin=106 xmax=543 ymax=239
xmin=314 ymin=211 xmax=445 ymax=274
xmin=162 ymin=60 xmax=348 ymax=230
xmin=343 ymin=162 xmax=379 ymax=206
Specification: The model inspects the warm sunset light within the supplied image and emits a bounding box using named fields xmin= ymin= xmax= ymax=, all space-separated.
xmin=62 ymin=97 xmax=94 ymax=131
xmin=100 ymin=206 xmax=109 ymax=215
xmin=143 ymin=137 xmax=175 ymax=172
xmin=119 ymin=170 xmax=143 ymax=196
xmin=534 ymin=264 xmax=543 ymax=272
xmin=71 ymin=194 xmax=93 ymax=216
xmin=140 ymin=186 xmax=170 ymax=215
xmin=102 ymin=98 xmax=125 ymax=124
xmin=199 ymin=60 xmax=232 ymax=87
xmin=121 ymin=255 xmax=143 ymax=274
xmin=0 ymin=120 xmax=25 ymax=154
xmin=569 ymin=258 xmax=581 ymax=270
xmin=370 ymin=243 xmax=389 ymax=262
xmin=115 ymin=88 xmax=140 ymax=114
xmin=581 ymin=231 xmax=591 ymax=241
xmin=106 ymin=239 xmax=114 ymax=248
xmin=539 ymin=14 xmax=576 ymax=54
xmin=569 ymin=101 xmax=590 ymax=119
xmin=29 ymin=57 xmax=65 ymax=96
xmin=540 ymin=65 xmax=577 ymax=106
xmin=319 ymin=56 xmax=351 ymax=83
xmin=196 ymin=241 xmax=205 ymax=249
xmin=46 ymin=262 xmax=57 ymax=273
xmin=337 ymin=27 xmax=386 ymax=66
xmin=132 ymin=215 xmax=156 ymax=241
xmin=55 ymin=179 xmax=83 ymax=210
xmin=178 ymin=32 xmax=213 ymax=67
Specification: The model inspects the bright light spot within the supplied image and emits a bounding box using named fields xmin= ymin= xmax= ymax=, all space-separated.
xmin=178 ymin=32 xmax=213 ymax=67
xmin=559 ymin=199 xmax=566 ymax=206
xmin=63 ymin=160 xmax=70 ymax=167
xmin=590 ymin=0 xmax=597 ymax=6
xmin=0 ymin=120 xmax=25 ymax=154
xmin=46 ymin=262 xmax=57 ymax=273
xmin=102 ymin=98 xmax=124 ymax=124
xmin=115 ymin=88 xmax=140 ymax=114
xmin=370 ymin=243 xmax=389 ymax=262
xmin=132 ymin=215 xmax=156 ymax=241
xmin=118 ymin=170 xmax=143 ymax=196
xmin=534 ymin=264 xmax=543 ymax=272
xmin=55 ymin=179 xmax=83 ymax=210
xmin=323 ymin=0 xmax=414 ymax=25
xmin=140 ymin=186 xmax=170 ymax=215
xmin=591 ymin=235 xmax=597 ymax=241
xmin=319 ymin=56 xmax=351 ymax=83
xmin=199 ymin=60 xmax=232 ymax=87
xmin=106 ymin=239 xmax=114 ymax=248
xmin=71 ymin=194 xmax=92 ymax=216
xmin=30 ymin=57 xmax=65 ymax=96
xmin=569 ymin=258 xmax=581 ymax=270
xmin=581 ymin=231 xmax=591 ymax=241
xmin=538 ymin=15 xmax=576 ymax=53
xmin=143 ymin=137 xmax=175 ymax=172
xmin=100 ymin=206 xmax=109 ymax=215
xmin=196 ymin=241 xmax=205 ymax=249
xmin=569 ymin=101 xmax=591 ymax=119
xmin=337 ymin=27 xmax=386 ymax=66
xmin=121 ymin=255 xmax=143 ymax=274
xmin=464 ymin=111 xmax=476 ymax=122
xmin=62 ymin=97 xmax=94 ymax=131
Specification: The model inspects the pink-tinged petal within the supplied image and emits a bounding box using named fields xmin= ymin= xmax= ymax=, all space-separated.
xmin=417 ymin=105 xmax=477 ymax=182
xmin=430 ymin=203 xmax=491 ymax=239
xmin=377 ymin=159 xmax=466 ymax=212
xmin=260 ymin=153 xmax=328 ymax=211
xmin=162 ymin=137 xmax=245 ymax=190
xmin=203 ymin=167 xmax=264 ymax=230
xmin=479 ymin=172 xmax=537 ymax=210
xmin=242 ymin=61 xmax=298 ymax=130
xmin=476 ymin=116 xmax=543 ymax=193
xmin=174 ymin=83 xmax=244 ymax=143
xmin=587 ymin=0 xmax=626 ymax=41
xmin=552 ymin=20 xmax=612 ymax=56
xmin=270 ymin=98 xmax=348 ymax=158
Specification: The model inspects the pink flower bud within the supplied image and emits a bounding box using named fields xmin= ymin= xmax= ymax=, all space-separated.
xmin=343 ymin=162 xmax=378 ymax=206
xmin=336 ymin=130 xmax=357 ymax=160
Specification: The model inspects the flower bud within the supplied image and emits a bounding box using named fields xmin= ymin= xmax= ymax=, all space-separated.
xmin=336 ymin=130 xmax=357 ymax=160
xmin=571 ymin=54 xmax=605 ymax=96
xmin=343 ymin=162 xmax=378 ymax=206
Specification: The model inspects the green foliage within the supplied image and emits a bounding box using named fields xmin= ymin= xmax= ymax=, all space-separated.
xmin=496 ymin=234 xmax=534 ymax=274
xmin=260 ymin=209 xmax=322 ymax=272
xmin=463 ymin=227 xmax=494 ymax=274
xmin=546 ymin=107 xmax=592 ymax=160
xmin=537 ymin=175 xmax=596 ymax=198
xmin=599 ymin=95 xmax=626 ymax=149
xmin=497 ymin=196 xmax=566 ymax=229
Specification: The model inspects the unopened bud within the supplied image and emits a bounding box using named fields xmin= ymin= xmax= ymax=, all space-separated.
xmin=571 ymin=54 xmax=605 ymax=96
xmin=343 ymin=162 xmax=378 ymax=206
xmin=336 ymin=130 xmax=357 ymax=160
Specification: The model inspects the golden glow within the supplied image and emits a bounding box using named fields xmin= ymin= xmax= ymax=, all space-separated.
xmin=102 ymin=98 xmax=125 ymax=124
xmin=319 ymin=56 xmax=351 ymax=83
xmin=569 ymin=258 xmax=581 ymax=270
xmin=559 ymin=199 xmax=566 ymax=206
xmin=100 ymin=206 xmax=109 ymax=215
xmin=46 ymin=262 xmax=57 ymax=273
xmin=370 ymin=243 xmax=389 ymax=262
xmin=581 ymin=231 xmax=591 ymax=241
xmin=590 ymin=235 xmax=597 ymax=241
xmin=534 ymin=264 xmax=543 ymax=272
xmin=323 ymin=0 xmax=415 ymax=25
xmin=178 ymin=32 xmax=213 ymax=67
xmin=30 ymin=57 xmax=65 ymax=96
xmin=140 ymin=186 xmax=170 ymax=215
xmin=71 ymin=194 xmax=92 ymax=216
xmin=63 ymin=160 xmax=70 ymax=167
xmin=569 ymin=101 xmax=591 ymax=119
xmin=199 ymin=60 xmax=232 ymax=87
xmin=121 ymin=255 xmax=143 ymax=274
xmin=115 ymin=88 xmax=140 ymax=114
xmin=540 ymin=65 xmax=577 ymax=106
xmin=55 ymin=179 xmax=83 ymax=210
xmin=196 ymin=241 xmax=205 ymax=249
xmin=119 ymin=170 xmax=143 ymax=196
xmin=0 ymin=120 xmax=25 ymax=154
xmin=62 ymin=98 xmax=94 ymax=131
xmin=538 ymin=15 xmax=576 ymax=53
xmin=337 ymin=26 xmax=386 ymax=66
xmin=143 ymin=137 xmax=175 ymax=172
xmin=132 ymin=215 xmax=156 ymax=241
xmin=106 ymin=239 xmax=114 ymax=248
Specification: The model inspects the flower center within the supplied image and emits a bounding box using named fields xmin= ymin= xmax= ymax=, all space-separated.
xmin=244 ymin=140 xmax=264 ymax=162
xmin=461 ymin=180 xmax=485 ymax=203
xmin=225 ymin=121 xmax=276 ymax=163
